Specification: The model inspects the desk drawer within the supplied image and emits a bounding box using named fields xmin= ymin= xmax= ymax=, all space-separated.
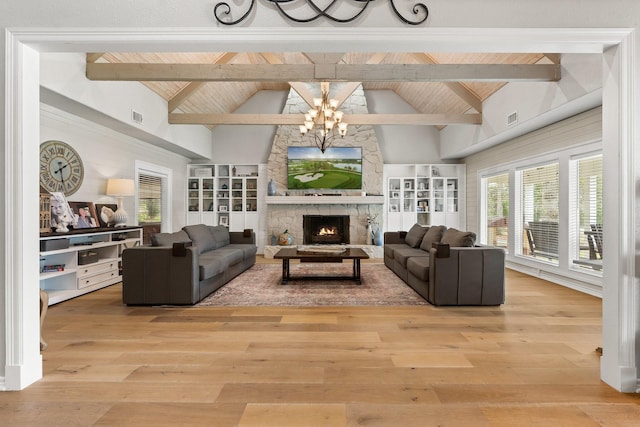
xmin=77 ymin=260 xmax=117 ymax=278
xmin=77 ymin=270 xmax=119 ymax=289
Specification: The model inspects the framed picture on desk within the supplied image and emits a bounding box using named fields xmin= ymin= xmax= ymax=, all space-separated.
xmin=68 ymin=201 xmax=99 ymax=228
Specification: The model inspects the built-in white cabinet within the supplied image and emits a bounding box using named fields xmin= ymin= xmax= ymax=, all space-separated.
xmin=39 ymin=227 xmax=142 ymax=305
xmin=186 ymin=164 xmax=266 ymax=251
xmin=384 ymin=164 xmax=465 ymax=231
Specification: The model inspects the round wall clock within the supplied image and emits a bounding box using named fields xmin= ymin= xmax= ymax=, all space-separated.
xmin=39 ymin=140 xmax=85 ymax=196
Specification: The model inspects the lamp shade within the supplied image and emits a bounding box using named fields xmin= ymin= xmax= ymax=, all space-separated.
xmin=106 ymin=178 xmax=135 ymax=196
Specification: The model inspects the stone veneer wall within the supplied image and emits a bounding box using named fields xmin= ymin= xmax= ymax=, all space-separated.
xmin=266 ymin=84 xmax=384 ymax=245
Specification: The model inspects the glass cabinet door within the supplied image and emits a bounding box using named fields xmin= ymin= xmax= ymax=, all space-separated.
xmin=246 ymin=178 xmax=258 ymax=212
xmin=231 ymin=178 xmax=244 ymax=212
xmin=188 ymin=178 xmax=200 ymax=212
xmin=432 ymin=178 xmax=445 ymax=212
xmin=202 ymin=178 xmax=214 ymax=212
xmin=402 ymin=178 xmax=414 ymax=212
xmin=446 ymin=178 xmax=459 ymax=213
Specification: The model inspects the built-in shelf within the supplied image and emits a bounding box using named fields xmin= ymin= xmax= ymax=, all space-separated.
xmin=265 ymin=196 xmax=384 ymax=205
xmin=40 ymin=227 xmax=142 ymax=305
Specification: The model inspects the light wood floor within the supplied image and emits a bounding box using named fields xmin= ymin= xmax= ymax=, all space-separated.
xmin=3 ymin=258 xmax=640 ymax=426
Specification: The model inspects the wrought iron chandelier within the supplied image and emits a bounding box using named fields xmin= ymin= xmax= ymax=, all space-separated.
xmin=299 ymin=83 xmax=348 ymax=153
xmin=214 ymin=0 xmax=429 ymax=26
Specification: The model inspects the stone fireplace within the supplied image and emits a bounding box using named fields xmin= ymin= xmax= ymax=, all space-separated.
xmin=265 ymin=83 xmax=384 ymax=246
xmin=303 ymin=215 xmax=350 ymax=245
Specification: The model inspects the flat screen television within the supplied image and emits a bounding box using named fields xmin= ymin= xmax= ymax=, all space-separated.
xmin=287 ymin=146 xmax=362 ymax=190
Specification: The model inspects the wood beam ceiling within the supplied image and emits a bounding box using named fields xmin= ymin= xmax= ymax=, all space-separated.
xmin=168 ymin=52 xmax=238 ymax=112
xmin=86 ymin=62 xmax=561 ymax=83
xmin=168 ymin=113 xmax=482 ymax=126
xmin=88 ymin=52 xmax=558 ymax=127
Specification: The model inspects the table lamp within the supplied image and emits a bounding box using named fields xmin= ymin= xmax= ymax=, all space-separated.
xmin=106 ymin=178 xmax=135 ymax=227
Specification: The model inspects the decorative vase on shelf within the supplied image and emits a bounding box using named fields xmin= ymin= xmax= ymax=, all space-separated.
xmin=267 ymin=179 xmax=277 ymax=196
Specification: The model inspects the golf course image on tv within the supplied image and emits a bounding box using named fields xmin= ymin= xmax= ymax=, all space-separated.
xmin=287 ymin=146 xmax=362 ymax=190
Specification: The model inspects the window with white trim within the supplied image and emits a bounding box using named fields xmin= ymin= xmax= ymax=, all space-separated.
xmin=482 ymin=172 xmax=509 ymax=251
xmin=135 ymin=161 xmax=172 ymax=244
xmin=517 ymin=162 xmax=559 ymax=264
xmin=570 ymin=154 xmax=603 ymax=273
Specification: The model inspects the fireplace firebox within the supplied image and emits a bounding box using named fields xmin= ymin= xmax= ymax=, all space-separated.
xmin=303 ymin=215 xmax=350 ymax=245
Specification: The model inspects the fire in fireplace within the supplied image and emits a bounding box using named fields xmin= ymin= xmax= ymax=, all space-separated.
xmin=303 ymin=215 xmax=350 ymax=245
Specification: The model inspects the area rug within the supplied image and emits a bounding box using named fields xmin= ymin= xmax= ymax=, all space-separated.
xmin=196 ymin=263 xmax=428 ymax=306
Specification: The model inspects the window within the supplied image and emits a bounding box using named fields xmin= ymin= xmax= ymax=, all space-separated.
xmin=135 ymin=161 xmax=172 ymax=244
xmin=482 ymin=172 xmax=509 ymax=251
xmin=518 ymin=162 xmax=559 ymax=263
xmin=571 ymin=154 xmax=603 ymax=272
xmin=138 ymin=174 xmax=162 ymax=224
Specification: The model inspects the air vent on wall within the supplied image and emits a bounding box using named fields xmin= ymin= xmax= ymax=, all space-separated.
xmin=131 ymin=110 xmax=143 ymax=124
xmin=507 ymin=111 xmax=518 ymax=126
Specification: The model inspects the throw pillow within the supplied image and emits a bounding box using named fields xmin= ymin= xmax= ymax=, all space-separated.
xmin=404 ymin=223 xmax=429 ymax=248
xmin=182 ymin=224 xmax=217 ymax=253
xmin=441 ymin=228 xmax=477 ymax=247
xmin=419 ymin=225 xmax=447 ymax=251
xmin=150 ymin=230 xmax=190 ymax=247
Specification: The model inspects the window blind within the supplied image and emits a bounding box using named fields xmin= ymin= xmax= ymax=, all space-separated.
xmin=574 ymin=154 xmax=603 ymax=263
xmin=137 ymin=174 xmax=162 ymax=223
xmin=519 ymin=162 xmax=559 ymax=261
xmin=485 ymin=172 xmax=509 ymax=250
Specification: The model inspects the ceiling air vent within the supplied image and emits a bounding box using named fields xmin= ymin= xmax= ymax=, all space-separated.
xmin=131 ymin=110 xmax=143 ymax=124
xmin=506 ymin=111 xmax=518 ymax=126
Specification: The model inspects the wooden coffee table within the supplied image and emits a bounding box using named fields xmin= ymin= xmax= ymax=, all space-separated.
xmin=274 ymin=247 xmax=369 ymax=285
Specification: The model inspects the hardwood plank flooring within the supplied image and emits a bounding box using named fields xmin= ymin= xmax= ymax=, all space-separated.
xmin=2 ymin=258 xmax=639 ymax=426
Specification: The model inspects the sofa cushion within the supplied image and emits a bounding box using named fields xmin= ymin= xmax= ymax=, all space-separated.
xmin=441 ymin=228 xmax=476 ymax=247
xmin=210 ymin=247 xmax=244 ymax=266
xmin=197 ymin=252 xmax=230 ymax=280
xmin=393 ymin=247 xmax=429 ymax=268
xmin=384 ymin=244 xmax=409 ymax=260
xmin=404 ymin=224 xmax=428 ymax=248
xmin=209 ymin=225 xmax=230 ymax=248
xmin=407 ymin=256 xmax=430 ymax=281
xmin=420 ymin=225 xmax=447 ymax=250
xmin=150 ymin=230 xmax=190 ymax=247
xmin=225 ymin=243 xmax=257 ymax=260
xmin=183 ymin=224 xmax=217 ymax=253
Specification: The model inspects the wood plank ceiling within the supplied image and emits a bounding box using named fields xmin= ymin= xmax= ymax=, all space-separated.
xmin=90 ymin=51 xmax=553 ymax=129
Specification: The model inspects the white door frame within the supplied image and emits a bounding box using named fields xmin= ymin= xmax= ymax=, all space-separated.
xmin=3 ymin=27 xmax=636 ymax=391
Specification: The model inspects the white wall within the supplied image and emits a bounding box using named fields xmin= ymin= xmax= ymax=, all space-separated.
xmin=40 ymin=105 xmax=191 ymax=230
xmin=441 ymin=54 xmax=603 ymax=159
xmin=40 ymin=53 xmax=213 ymax=160
xmin=210 ymin=90 xmax=289 ymax=164
xmin=364 ymin=90 xmax=443 ymax=164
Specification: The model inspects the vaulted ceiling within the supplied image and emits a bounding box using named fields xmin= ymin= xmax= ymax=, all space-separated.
xmin=86 ymin=52 xmax=559 ymax=130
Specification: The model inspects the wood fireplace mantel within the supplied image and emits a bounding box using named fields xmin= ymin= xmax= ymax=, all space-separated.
xmin=265 ymin=196 xmax=384 ymax=205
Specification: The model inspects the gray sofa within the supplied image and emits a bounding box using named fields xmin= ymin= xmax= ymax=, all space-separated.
xmin=384 ymin=224 xmax=505 ymax=306
xmin=122 ymin=224 xmax=257 ymax=305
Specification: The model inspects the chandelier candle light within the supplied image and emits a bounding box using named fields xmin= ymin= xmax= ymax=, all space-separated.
xmin=299 ymin=83 xmax=348 ymax=153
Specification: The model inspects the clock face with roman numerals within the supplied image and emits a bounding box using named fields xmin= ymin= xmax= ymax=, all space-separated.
xmin=39 ymin=140 xmax=84 ymax=196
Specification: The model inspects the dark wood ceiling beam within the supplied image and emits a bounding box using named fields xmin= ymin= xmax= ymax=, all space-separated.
xmin=87 ymin=63 xmax=561 ymax=83
xmin=168 ymin=113 xmax=482 ymax=125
